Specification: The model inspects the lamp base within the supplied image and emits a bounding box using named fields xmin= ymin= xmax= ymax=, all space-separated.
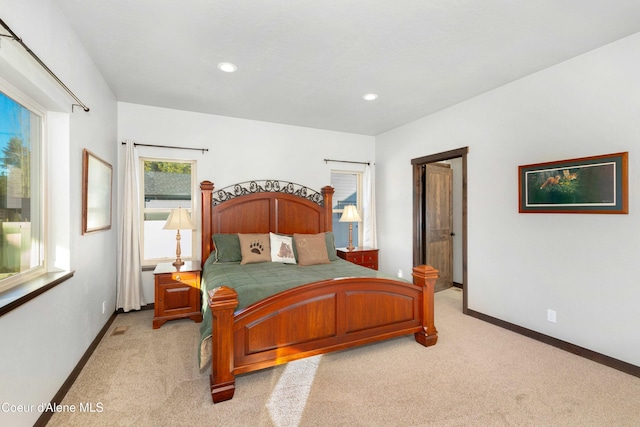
xmin=173 ymin=230 xmax=185 ymax=269
xmin=346 ymin=223 xmax=356 ymax=252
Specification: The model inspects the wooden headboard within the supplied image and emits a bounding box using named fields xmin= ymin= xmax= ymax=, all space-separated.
xmin=200 ymin=180 xmax=334 ymax=264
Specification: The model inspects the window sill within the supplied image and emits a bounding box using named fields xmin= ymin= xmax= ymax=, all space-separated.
xmin=0 ymin=270 xmax=75 ymax=317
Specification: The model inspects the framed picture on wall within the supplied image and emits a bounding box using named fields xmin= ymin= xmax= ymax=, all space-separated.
xmin=518 ymin=152 xmax=628 ymax=214
xmin=82 ymin=149 xmax=113 ymax=234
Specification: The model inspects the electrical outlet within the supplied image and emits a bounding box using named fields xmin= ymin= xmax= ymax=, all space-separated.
xmin=102 ymin=301 xmax=106 ymax=314
xmin=547 ymin=309 xmax=556 ymax=323
xmin=397 ymin=269 xmax=403 ymax=278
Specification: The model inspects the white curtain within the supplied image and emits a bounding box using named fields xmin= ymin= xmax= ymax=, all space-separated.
xmin=117 ymin=140 xmax=145 ymax=312
xmin=362 ymin=163 xmax=377 ymax=248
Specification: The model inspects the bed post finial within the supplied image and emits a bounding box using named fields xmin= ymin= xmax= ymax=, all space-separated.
xmin=412 ymin=265 xmax=439 ymax=347
xmin=321 ymin=186 xmax=334 ymax=231
xmin=201 ymin=181 xmax=215 ymax=267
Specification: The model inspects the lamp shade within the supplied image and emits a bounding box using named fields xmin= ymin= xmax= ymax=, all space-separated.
xmin=339 ymin=205 xmax=362 ymax=223
xmin=163 ymin=207 xmax=195 ymax=231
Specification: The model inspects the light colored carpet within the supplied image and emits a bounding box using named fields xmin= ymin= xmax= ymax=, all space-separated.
xmin=48 ymin=288 xmax=640 ymax=426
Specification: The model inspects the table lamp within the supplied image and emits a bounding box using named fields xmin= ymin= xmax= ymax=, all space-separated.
xmin=339 ymin=205 xmax=362 ymax=252
xmin=163 ymin=207 xmax=195 ymax=268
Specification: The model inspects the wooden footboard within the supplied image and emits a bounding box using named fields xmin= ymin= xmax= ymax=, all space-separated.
xmin=208 ymin=264 xmax=438 ymax=403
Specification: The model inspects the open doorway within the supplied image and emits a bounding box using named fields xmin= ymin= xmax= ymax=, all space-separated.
xmin=412 ymin=147 xmax=468 ymax=313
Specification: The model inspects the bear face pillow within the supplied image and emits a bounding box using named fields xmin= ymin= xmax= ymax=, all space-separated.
xmin=269 ymin=233 xmax=296 ymax=264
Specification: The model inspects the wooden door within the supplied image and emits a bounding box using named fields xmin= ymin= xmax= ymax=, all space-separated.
xmin=425 ymin=163 xmax=453 ymax=291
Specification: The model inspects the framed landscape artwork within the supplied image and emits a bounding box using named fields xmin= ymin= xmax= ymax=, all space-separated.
xmin=82 ymin=149 xmax=113 ymax=234
xmin=519 ymin=152 xmax=628 ymax=214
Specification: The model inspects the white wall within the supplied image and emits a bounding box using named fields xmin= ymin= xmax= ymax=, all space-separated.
xmin=0 ymin=1 xmax=117 ymax=426
xmin=118 ymin=102 xmax=374 ymax=300
xmin=376 ymin=32 xmax=640 ymax=366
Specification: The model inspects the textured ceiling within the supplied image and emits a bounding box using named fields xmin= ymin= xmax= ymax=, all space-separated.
xmin=54 ymin=0 xmax=640 ymax=136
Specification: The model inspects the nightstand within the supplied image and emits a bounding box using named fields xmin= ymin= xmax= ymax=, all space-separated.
xmin=336 ymin=247 xmax=379 ymax=270
xmin=153 ymin=261 xmax=202 ymax=329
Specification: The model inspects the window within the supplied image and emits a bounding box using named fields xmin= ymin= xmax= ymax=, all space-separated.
xmin=331 ymin=170 xmax=362 ymax=248
xmin=0 ymin=89 xmax=44 ymax=292
xmin=140 ymin=158 xmax=196 ymax=265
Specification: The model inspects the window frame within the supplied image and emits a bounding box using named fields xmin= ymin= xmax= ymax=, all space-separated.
xmin=139 ymin=156 xmax=197 ymax=266
xmin=0 ymin=81 xmax=46 ymax=293
xmin=330 ymin=169 xmax=363 ymax=247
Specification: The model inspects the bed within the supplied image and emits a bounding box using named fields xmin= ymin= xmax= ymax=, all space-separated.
xmin=199 ymin=179 xmax=439 ymax=403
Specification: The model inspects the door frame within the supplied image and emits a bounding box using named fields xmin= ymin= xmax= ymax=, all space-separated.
xmin=412 ymin=147 xmax=469 ymax=313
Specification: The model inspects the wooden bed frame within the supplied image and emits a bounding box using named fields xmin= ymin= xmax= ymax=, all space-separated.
xmin=200 ymin=180 xmax=439 ymax=403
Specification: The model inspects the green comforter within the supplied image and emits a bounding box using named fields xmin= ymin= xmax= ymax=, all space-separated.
xmin=198 ymin=257 xmax=401 ymax=368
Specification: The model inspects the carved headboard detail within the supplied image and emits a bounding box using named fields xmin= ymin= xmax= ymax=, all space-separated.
xmin=200 ymin=180 xmax=334 ymax=265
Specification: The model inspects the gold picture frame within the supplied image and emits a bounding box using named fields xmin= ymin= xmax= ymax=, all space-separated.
xmin=82 ymin=149 xmax=113 ymax=234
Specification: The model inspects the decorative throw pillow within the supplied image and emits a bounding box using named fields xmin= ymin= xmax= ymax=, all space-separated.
xmin=293 ymin=233 xmax=331 ymax=266
xmin=212 ymin=233 xmax=241 ymax=263
xmin=269 ymin=233 xmax=296 ymax=264
xmin=238 ymin=233 xmax=271 ymax=265
xmin=324 ymin=232 xmax=339 ymax=261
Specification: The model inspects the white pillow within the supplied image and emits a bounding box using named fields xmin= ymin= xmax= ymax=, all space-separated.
xmin=270 ymin=233 xmax=297 ymax=264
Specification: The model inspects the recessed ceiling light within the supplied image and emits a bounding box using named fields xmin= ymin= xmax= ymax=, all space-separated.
xmin=363 ymin=93 xmax=378 ymax=101
xmin=218 ymin=62 xmax=237 ymax=73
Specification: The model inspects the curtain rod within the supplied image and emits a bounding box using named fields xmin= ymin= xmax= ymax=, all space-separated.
xmin=121 ymin=141 xmax=209 ymax=154
xmin=0 ymin=18 xmax=90 ymax=112
xmin=324 ymin=158 xmax=370 ymax=166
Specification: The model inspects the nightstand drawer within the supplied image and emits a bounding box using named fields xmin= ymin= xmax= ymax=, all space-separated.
xmin=156 ymin=271 xmax=199 ymax=287
xmin=342 ymin=252 xmax=363 ymax=263
xmin=360 ymin=252 xmax=378 ymax=265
